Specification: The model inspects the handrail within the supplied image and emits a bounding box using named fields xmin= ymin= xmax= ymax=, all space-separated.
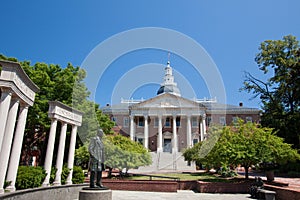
xmin=131 ymin=173 xmax=180 ymax=181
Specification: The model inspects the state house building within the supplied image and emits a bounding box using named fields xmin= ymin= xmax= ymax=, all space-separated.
xmin=102 ymin=61 xmax=260 ymax=154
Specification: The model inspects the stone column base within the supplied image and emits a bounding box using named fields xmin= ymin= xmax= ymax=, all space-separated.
xmin=79 ymin=188 xmax=112 ymax=200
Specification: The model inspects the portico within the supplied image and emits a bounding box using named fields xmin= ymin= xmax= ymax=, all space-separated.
xmin=0 ymin=60 xmax=39 ymax=193
xmin=42 ymin=101 xmax=83 ymax=186
xmin=129 ymin=93 xmax=206 ymax=152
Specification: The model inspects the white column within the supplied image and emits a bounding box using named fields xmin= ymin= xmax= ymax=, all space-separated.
xmin=43 ymin=118 xmax=58 ymax=186
xmin=144 ymin=116 xmax=149 ymax=149
xmin=0 ymin=90 xmax=12 ymax=151
xmin=201 ymin=116 xmax=206 ymax=141
xmin=6 ymin=104 xmax=29 ymax=192
xmin=172 ymin=116 xmax=178 ymax=153
xmin=157 ymin=115 xmax=163 ymax=152
xmin=200 ymin=121 xmax=203 ymax=141
xmin=66 ymin=125 xmax=78 ymax=185
xmin=130 ymin=116 xmax=134 ymax=141
xmin=186 ymin=115 xmax=192 ymax=148
xmin=53 ymin=122 xmax=68 ymax=186
xmin=0 ymin=98 xmax=19 ymax=194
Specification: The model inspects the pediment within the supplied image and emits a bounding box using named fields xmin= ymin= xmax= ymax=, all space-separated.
xmin=130 ymin=93 xmax=205 ymax=110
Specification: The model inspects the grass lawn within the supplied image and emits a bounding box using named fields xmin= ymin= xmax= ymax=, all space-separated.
xmin=125 ymin=172 xmax=237 ymax=182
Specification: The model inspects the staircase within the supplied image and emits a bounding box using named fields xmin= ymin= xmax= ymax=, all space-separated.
xmin=129 ymin=151 xmax=196 ymax=173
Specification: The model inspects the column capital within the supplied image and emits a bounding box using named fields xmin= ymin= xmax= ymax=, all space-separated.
xmin=60 ymin=121 xmax=67 ymax=126
xmin=19 ymin=101 xmax=29 ymax=109
xmin=1 ymin=88 xmax=13 ymax=95
xmin=10 ymin=95 xmax=20 ymax=102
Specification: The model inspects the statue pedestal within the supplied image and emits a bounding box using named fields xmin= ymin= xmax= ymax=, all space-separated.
xmin=79 ymin=187 xmax=112 ymax=200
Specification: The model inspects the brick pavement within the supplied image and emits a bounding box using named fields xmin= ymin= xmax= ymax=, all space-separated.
xmin=112 ymin=190 xmax=251 ymax=200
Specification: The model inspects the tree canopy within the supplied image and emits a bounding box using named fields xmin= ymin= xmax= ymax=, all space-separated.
xmin=241 ymin=35 xmax=300 ymax=148
xmin=74 ymin=134 xmax=152 ymax=174
xmin=0 ymin=54 xmax=114 ymax=165
xmin=183 ymin=120 xmax=300 ymax=179
xmin=104 ymin=135 xmax=152 ymax=172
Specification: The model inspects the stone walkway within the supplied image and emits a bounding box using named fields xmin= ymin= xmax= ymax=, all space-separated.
xmin=260 ymin=176 xmax=300 ymax=191
xmin=110 ymin=176 xmax=300 ymax=200
xmin=112 ymin=190 xmax=251 ymax=200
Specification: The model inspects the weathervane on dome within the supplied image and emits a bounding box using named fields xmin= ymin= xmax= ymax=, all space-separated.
xmin=167 ymin=52 xmax=171 ymax=64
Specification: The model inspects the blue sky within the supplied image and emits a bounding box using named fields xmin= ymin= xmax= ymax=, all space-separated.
xmin=1 ymin=0 xmax=300 ymax=108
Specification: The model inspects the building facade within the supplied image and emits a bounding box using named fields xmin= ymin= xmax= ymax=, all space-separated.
xmin=102 ymin=61 xmax=260 ymax=153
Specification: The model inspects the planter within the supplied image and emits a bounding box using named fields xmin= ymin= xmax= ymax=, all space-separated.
xmin=198 ymin=180 xmax=253 ymax=193
xmin=266 ymin=170 xmax=275 ymax=182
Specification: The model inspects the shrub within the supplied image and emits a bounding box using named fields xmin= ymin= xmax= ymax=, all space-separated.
xmin=218 ymin=166 xmax=237 ymax=178
xmin=72 ymin=166 xmax=85 ymax=184
xmin=15 ymin=166 xmax=46 ymax=190
xmin=61 ymin=166 xmax=70 ymax=185
xmin=50 ymin=165 xmax=70 ymax=185
xmin=4 ymin=181 xmax=12 ymax=189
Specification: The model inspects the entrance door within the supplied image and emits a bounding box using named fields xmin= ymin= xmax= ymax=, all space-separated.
xmin=137 ymin=138 xmax=144 ymax=145
xmin=163 ymin=139 xmax=172 ymax=153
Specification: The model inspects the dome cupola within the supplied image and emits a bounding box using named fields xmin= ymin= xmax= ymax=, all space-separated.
xmin=157 ymin=60 xmax=181 ymax=96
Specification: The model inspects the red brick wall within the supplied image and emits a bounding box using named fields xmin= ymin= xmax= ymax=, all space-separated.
xmin=178 ymin=180 xmax=198 ymax=190
xmin=265 ymin=185 xmax=300 ymax=200
xmin=102 ymin=180 xmax=178 ymax=192
xmin=197 ymin=181 xmax=253 ymax=193
xmin=100 ymin=179 xmax=300 ymax=198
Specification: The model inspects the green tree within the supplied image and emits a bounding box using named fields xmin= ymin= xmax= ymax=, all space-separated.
xmin=74 ymin=134 xmax=152 ymax=176
xmin=104 ymin=135 xmax=152 ymax=175
xmin=0 ymin=54 xmax=114 ymax=165
xmin=241 ymin=35 xmax=300 ymax=148
xmin=183 ymin=124 xmax=222 ymax=170
xmin=74 ymin=145 xmax=90 ymax=169
xmin=183 ymin=120 xmax=300 ymax=179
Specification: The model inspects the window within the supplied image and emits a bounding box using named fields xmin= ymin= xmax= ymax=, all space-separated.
xmin=219 ymin=116 xmax=226 ymax=125
xmin=123 ymin=117 xmax=129 ymax=127
xmin=192 ymin=117 xmax=198 ymax=127
xmin=154 ymin=117 xmax=159 ymax=127
xmin=176 ymin=117 xmax=181 ymax=127
xmin=111 ymin=117 xmax=117 ymax=126
xmin=138 ymin=117 xmax=144 ymax=127
xmin=165 ymin=117 xmax=170 ymax=127
xmin=232 ymin=117 xmax=238 ymax=125
xmin=193 ymin=139 xmax=199 ymax=145
xmin=206 ymin=116 xmax=212 ymax=126
xmin=246 ymin=116 xmax=253 ymax=123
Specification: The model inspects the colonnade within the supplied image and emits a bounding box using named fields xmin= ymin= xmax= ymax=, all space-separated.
xmin=42 ymin=101 xmax=83 ymax=186
xmin=0 ymin=61 xmax=39 ymax=193
xmin=129 ymin=114 xmax=206 ymax=152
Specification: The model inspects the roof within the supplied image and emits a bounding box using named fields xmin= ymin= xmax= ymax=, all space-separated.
xmin=102 ymin=94 xmax=260 ymax=115
xmin=157 ymin=85 xmax=181 ymax=96
xmin=200 ymin=101 xmax=260 ymax=114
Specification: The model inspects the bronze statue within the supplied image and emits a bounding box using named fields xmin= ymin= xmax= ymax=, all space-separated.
xmin=88 ymin=129 xmax=105 ymax=188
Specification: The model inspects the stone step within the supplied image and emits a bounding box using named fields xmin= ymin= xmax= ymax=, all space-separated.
xmin=129 ymin=152 xmax=195 ymax=173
